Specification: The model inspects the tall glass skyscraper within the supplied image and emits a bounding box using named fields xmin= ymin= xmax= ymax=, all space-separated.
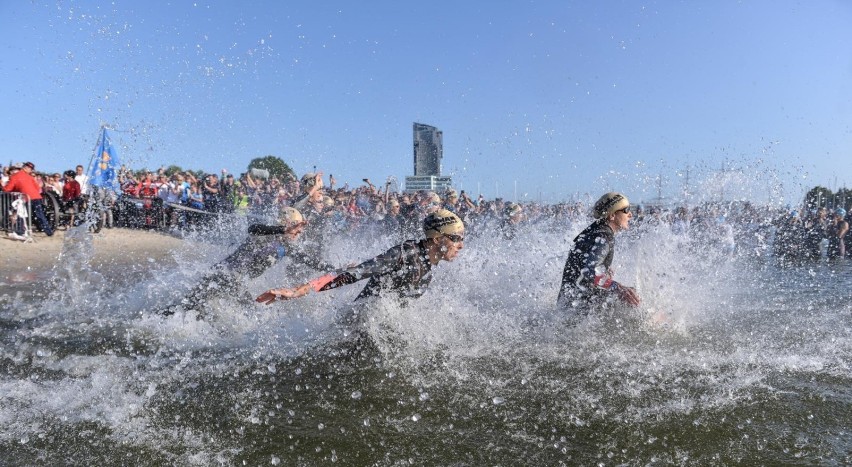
xmin=406 ymin=122 xmax=452 ymax=193
xmin=413 ymin=122 xmax=442 ymax=176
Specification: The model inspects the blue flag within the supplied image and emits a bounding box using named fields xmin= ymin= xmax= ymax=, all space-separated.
xmin=89 ymin=128 xmax=120 ymax=190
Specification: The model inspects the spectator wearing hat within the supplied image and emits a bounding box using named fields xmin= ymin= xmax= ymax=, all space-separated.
xmin=2 ymin=161 xmax=54 ymax=236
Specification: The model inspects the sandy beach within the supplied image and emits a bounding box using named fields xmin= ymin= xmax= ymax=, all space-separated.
xmin=0 ymin=228 xmax=192 ymax=295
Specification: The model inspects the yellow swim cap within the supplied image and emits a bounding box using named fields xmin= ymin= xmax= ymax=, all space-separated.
xmin=593 ymin=192 xmax=629 ymax=219
xmin=423 ymin=209 xmax=464 ymax=238
xmin=279 ymin=206 xmax=304 ymax=226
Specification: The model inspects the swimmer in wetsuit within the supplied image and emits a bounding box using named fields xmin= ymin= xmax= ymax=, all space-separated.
xmin=826 ymin=208 xmax=849 ymax=259
xmin=160 ymin=207 xmax=333 ymax=316
xmin=255 ymin=209 xmax=464 ymax=304
xmin=557 ymin=192 xmax=641 ymax=314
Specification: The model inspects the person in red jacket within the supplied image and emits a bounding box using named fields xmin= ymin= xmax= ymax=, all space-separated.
xmin=61 ymin=170 xmax=82 ymax=226
xmin=2 ymin=161 xmax=54 ymax=236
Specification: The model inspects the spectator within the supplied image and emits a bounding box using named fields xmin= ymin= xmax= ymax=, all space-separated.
xmin=1 ymin=165 xmax=11 ymax=188
xmin=75 ymin=164 xmax=90 ymax=195
xmin=2 ymin=161 xmax=54 ymax=236
xmin=138 ymin=172 xmax=157 ymax=198
xmin=291 ymin=172 xmax=323 ymax=212
xmin=827 ymin=208 xmax=848 ymax=259
xmin=220 ymin=172 xmax=236 ymax=213
xmin=45 ymin=173 xmax=64 ymax=196
xmin=202 ymin=173 xmax=221 ymax=213
xmin=61 ymin=169 xmax=82 ymax=226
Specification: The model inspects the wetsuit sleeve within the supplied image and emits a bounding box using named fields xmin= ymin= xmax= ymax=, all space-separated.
xmin=581 ymin=236 xmax=619 ymax=292
xmin=291 ymin=193 xmax=310 ymax=211
xmin=318 ymin=271 xmax=359 ymax=291
xmin=248 ymin=224 xmax=287 ymax=236
xmin=317 ymin=244 xmax=404 ymax=291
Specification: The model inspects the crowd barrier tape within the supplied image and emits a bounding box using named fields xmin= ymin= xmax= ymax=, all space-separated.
xmin=0 ymin=191 xmax=34 ymax=236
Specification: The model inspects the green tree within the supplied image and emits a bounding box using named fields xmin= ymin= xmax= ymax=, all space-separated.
xmin=803 ymin=186 xmax=833 ymax=209
xmin=164 ymin=165 xmax=184 ymax=176
xmin=247 ymin=155 xmax=295 ymax=181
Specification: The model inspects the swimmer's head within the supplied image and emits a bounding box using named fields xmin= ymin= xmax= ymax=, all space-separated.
xmin=279 ymin=206 xmax=304 ymax=227
xmin=505 ymin=202 xmax=523 ymax=217
xmin=593 ymin=192 xmax=630 ymax=219
xmin=423 ymin=209 xmax=464 ymax=239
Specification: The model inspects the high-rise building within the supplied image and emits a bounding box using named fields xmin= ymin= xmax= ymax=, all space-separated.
xmin=405 ymin=122 xmax=452 ymax=193
xmin=413 ymin=123 xmax=442 ymax=176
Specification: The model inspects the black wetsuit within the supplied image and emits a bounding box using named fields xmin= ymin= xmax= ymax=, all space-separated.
xmin=827 ymin=220 xmax=848 ymax=259
xmin=161 ymin=224 xmax=332 ymax=315
xmin=557 ymin=219 xmax=619 ymax=310
xmin=318 ymin=239 xmax=434 ymax=302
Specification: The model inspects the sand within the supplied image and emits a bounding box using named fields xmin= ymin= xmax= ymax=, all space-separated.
xmin=0 ymin=228 xmax=194 ymax=295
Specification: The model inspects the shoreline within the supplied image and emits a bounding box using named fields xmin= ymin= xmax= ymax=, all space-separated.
xmin=0 ymin=227 xmax=191 ymax=294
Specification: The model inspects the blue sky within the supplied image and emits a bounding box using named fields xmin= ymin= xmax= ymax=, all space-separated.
xmin=1 ymin=1 xmax=851 ymax=204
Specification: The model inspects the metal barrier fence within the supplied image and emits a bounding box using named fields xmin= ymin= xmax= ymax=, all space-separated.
xmin=0 ymin=191 xmax=33 ymax=236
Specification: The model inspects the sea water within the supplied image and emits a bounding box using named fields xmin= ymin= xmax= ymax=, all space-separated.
xmin=0 ymin=215 xmax=850 ymax=465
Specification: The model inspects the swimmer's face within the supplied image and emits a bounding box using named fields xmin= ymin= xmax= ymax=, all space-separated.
xmin=439 ymin=232 xmax=464 ymax=261
xmin=611 ymin=207 xmax=632 ymax=232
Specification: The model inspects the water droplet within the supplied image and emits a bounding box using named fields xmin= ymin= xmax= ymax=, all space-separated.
xmin=492 ymin=397 xmax=505 ymax=405
xmin=411 ymin=413 xmax=421 ymax=422
xmin=351 ymin=391 xmax=362 ymax=400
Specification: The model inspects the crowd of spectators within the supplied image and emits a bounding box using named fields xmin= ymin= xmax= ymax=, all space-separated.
xmin=2 ymin=161 xmax=851 ymax=262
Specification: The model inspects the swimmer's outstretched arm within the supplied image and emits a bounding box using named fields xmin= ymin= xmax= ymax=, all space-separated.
xmin=256 ymin=244 xmax=403 ymax=305
xmin=255 ymin=273 xmax=338 ymax=305
xmin=256 ymin=268 xmax=363 ymax=305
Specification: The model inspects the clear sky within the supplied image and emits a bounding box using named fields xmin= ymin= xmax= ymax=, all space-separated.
xmin=1 ymin=1 xmax=850 ymax=205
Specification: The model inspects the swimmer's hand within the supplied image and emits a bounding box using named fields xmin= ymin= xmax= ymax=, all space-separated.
xmin=255 ymin=284 xmax=311 ymax=305
xmin=617 ymin=285 xmax=641 ymax=307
